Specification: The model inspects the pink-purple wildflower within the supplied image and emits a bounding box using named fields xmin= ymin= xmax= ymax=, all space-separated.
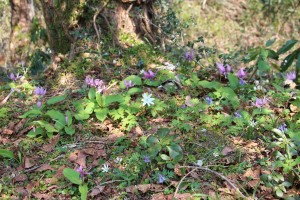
xmin=143 ymin=70 xmax=156 ymax=80
xmin=143 ymin=156 xmax=151 ymax=163
xmin=158 ymin=173 xmax=166 ymax=184
xmin=286 ymin=72 xmax=296 ymax=81
xmin=85 ymin=76 xmax=106 ymax=94
xmin=124 ymin=80 xmax=134 ymax=90
xmin=9 ymin=73 xmax=19 ymax=81
xmin=34 ymin=87 xmax=47 ymax=96
xmin=237 ymin=68 xmax=247 ymax=79
xmin=254 ymin=97 xmax=268 ymax=108
xmin=216 ymin=63 xmax=231 ymax=77
xmin=37 ymin=100 xmax=42 ymax=108
xmin=76 ymin=165 xmax=90 ymax=178
xmin=184 ymin=50 xmax=195 ymax=61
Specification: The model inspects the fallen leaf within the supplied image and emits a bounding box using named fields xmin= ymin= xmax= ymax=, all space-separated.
xmin=26 ymin=180 xmax=40 ymax=191
xmin=174 ymin=164 xmax=182 ymax=176
xmin=13 ymin=174 xmax=28 ymax=183
xmin=150 ymin=192 xmax=167 ymax=200
xmin=170 ymin=193 xmax=193 ymax=200
xmin=242 ymin=166 xmax=261 ymax=188
xmin=35 ymin=164 xmax=53 ymax=172
xmin=54 ymin=165 xmax=66 ymax=178
xmin=185 ymin=95 xmax=194 ymax=107
xmin=32 ymin=193 xmax=52 ymax=200
xmin=42 ymin=134 xmax=60 ymax=152
xmin=221 ymin=146 xmax=234 ymax=156
xmin=14 ymin=187 xmax=28 ymax=196
xmin=90 ymin=186 xmax=105 ymax=197
xmin=45 ymin=177 xmax=58 ymax=185
xmin=68 ymin=150 xmax=87 ymax=168
xmin=2 ymin=128 xmax=14 ymax=135
xmin=14 ymin=119 xmax=27 ymax=133
xmin=24 ymin=157 xmax=35 ymax=169
xmin=0 ymin=136 xmax=10 ymax=144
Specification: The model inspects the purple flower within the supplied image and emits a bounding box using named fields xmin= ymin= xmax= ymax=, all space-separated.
xmin=143 ymin=156 xmax=151 ymax=163
xmin=85 ymin=76 xmax=106 ymax=93
xmin=37 ymin=101 xmax=42 ymax=108
xmin=216 ymin=63 xmax=231 ymax=77
xmin=286 ymin=72 xmax=296 ymax=81
xmin=184 ymin=50 xmax=194 ymax=61
xmin=234 ymin=112 xmax=242 ymax=118
xmin=76 ymin=165 xmax=90 ymax=178
xmin=97 ymin=84 xmax=106 ymax=94
xmin=124 ymin=80 xmax=134 ymax=90
xmin=239 ymin=79 xmax=246 ymax=85
xmin=237 ymin=68 xmax=247 ymax=79
xmin=94 ymin=79 xmax=103 ymax=87
xmin=9 ymin=73 xmax=18 ymax=81
xmin=85 ymin=76 xmax=94 ymax=86
xmin=143 ymin=70 xmax=156 ymax=80
xmin=65 ymin=115 xmax=69 ymax=124
xmin=205 ymin=97 xmax=213 ymax=105
xmin=278 ymin=123 xmax=287 ymax=132
xmin=254 ymin=97 xmax=268 ymax=108
xmin=34 ymin=87 xmax=46 ymax=96
xmin=158 ymin=173 xmax=166 ymax=183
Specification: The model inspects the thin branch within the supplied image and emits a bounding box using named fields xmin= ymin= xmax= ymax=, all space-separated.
xmin=92 ymin=1 xmax=110 ymax=42
xmin=178 ymin=165 xmax=247 ymax=199
xmin=174 ymin=168 xmax=197 ymax=199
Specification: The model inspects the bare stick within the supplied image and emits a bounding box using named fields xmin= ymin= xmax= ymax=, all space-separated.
xmin=179 ymin=165 xmax=246 ymax=198
xmin=0 ymin=88 xmax=19 ymax=106
xmin=174 ymin=168 xmax=197 ymax=199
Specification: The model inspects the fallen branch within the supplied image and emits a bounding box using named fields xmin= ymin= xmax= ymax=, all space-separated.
xmin=178 ymin=165 xmax=246 ymax=199
xmin=0 ymin=88 xmax=20 ymax=106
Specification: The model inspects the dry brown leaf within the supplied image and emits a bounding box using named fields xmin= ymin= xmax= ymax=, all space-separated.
xmin=126 ymin=184 xmax=163 ymax=194
xmin=24 ymin=157 xmax=35 ymax=169
xmin=14 ymin=118 xmax=27 ymax=133
xmin=35 ymin=164 xmax=53 ymax=172
xmin=45 ymin=177 xmax=58 ymax=185
xmin=26 ymin=180 xmax=40 ymax=191
xmin=14 ymin=187 xmax=28 ymax=196
xmin=174 ymin=164 xmax=182 ymax=176
xmin=0 ymin=136 xmax=10 ymax=145
xmin=32 ymin=193 xmax=52 ymax=200
xmin=221 ymin=146 xmax=234 ymax=156
xmin=90 ymin=186 xmax=105 ymax=197
xmin=171 ymin=193 xmax=193 ymax=200
xmin=150 ymin=192 xmax=167 ymax=200
xmin=8 ymin=121 xmax=15 ymax=130
xmin=2 ymin=128 xmax=14 ymax=135
xmin=42 ymin=134 xmax=60 ymax=152
xmin=54 ymin=165 xmax=66 ymax=178
xmin=185 ymin=95 xmax=194 ymax=107
xmin=242 ymin=166 xmax=261 ymax=188
xmin=68 ymin=150 xmax=87 ymax=168
xmin=13 ymin=174 xmax=28 ymax=183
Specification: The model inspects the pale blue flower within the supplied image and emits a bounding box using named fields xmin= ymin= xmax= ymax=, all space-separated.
xmin=158 ymin=173 xmax=166 ymax=183
xmin=143 ymin=156 xmax=151 ymax=163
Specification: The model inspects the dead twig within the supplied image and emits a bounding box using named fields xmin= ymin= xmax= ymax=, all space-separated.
xmin=93 ymin=1 xmax=110 ymax=42
xmin=178 ymin=165 xmax=247 ymax=199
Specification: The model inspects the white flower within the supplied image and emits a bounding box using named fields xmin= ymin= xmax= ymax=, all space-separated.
xmin=249 ymin=120 xmax=257 ymax=127
xmin=142 ymin=93 xmax=155 ymax=107
xmin=213 ymin=151 xmax=219 ymax=158
xmin=195 ymin=160 xmax=203 ymax=166
xmin=140 ymin=69 xmax=145 ymax=74
xmin=114 ymin=157 xmax=122 ymax=163
xmin=101 ymin=164 xmax=109 ymax=173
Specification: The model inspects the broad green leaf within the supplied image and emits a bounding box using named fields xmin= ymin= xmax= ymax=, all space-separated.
xmin=277 ymin=39 xmax=298 ymax=55
xmin=19 ymin=109 xmax=42 ymax=118
xmin=160 ymin=154 xmax=171 ymax=161
xmin=265 ymin=38 xmax=276 ymax=47
xmin=198 ymin=80 xmax=221 ymax=89
xmin=103 ymin=95 xmax=124 ymax=107
xmin=148 ymin=143 xmax=161 ymax=157
xmin=244 ymin=48 xmax=259 ymax=63
xmin=267 ymin=49 xmax=279 ymax=60
xmin=74 ymin=113 xmax=90 ymax=120
xmin=258 ymin=59 xmax=270 ymax=72
xmin=296 ymin=52 xmax=300 ymax=76
xmin=167 ymin=144 xmax=183 ymax=161
xmin=0 ymin=149 xmax=14 ymax=159
xmin=63 ymin=168 xmax=82 ymax=185
xmin=27 ymin=127 xmax=43 ymax=138
xmin=216 ymin=87 xmax=240 ymax=109
xmin=94 ymin=108 xmax=109 ymax=122
xmin=276 ymin=189 xmax=283 ymax=197
xmin=33 ymin=120 xmax=58 ymax=132
xmin=46 ymin=110 xmax=66 ymax=125
xmin=280 ymin=52 xmax=297 ymax=72
xmin=120 ymin=75 xmax=142 ymax=89
xmin=66 ymin=110 xmax=72 ymax=126
xmin=146 ymin=135 xmax=159 ymax=144
xmin=47 ymin=94 xmax=67 ymax=105
xmin=252 ymin=108 xmax=273 ymax=115
xmin=144 ymin=80 xmax=160 ymax=87
xmin=79 ymin=184 xmax=88 ymax=200
xmin=65 ymin=126 xmax=75 ymax=135
xmin=157 ymin=128 xmax=170 ymax=138
xmin=88 ymin=87 xmax=96 ymax=100
xmin=127 ymin=87 xmax=143 ymax=95
xmin=228 ymin=73 xmax=239 ymax=90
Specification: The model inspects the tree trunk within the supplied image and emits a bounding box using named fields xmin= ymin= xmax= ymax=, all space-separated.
xmin=9 ymin=0 xmax=34 ymax=64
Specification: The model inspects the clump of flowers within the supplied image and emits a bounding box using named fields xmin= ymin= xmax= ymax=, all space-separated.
xmin=237 ymin=68 xmax=247 ymax=85
xmin=216 ymin=63 xmax=231 ymax=77
xmin=142 ymin=93 xmax=155 ymax=107
xmin=9 ymin=73 xmax=20 ymax=81
xmin=85 ymin=76 xmax=106 ymax=93
xmin=254 ymin=97 xmax=269 ymax=110
xmin=184 ymin=49 xmax=194 ymax=62
xmin=34 ymin=86 xmax=47 ymax=108
xmin=143 ymin=70 xmax=156 ymax=80
xmin=286 ymin=72 xmax=296 ymax=81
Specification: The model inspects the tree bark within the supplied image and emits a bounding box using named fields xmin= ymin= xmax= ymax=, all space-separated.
xmin=9 ymin=0 xmax=34 ymax=64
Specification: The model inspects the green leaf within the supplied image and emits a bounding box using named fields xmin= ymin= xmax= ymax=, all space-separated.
xmin=120 ymin=75 xmax=142 ymax=89
xmin=33 ymin=120 xmax=58 ymax=132
xmin=252 ymin=108 xmax=273 ymax=115
xmin=144 ymin=80 xmax=160 ymax=87
xmin=0 ymin=149 xmax=14 ymax=159
xmin=160 ymin=154 xmax=171 ymax=161
xmin=19 ymin=109 xmax=42 ymax=118
xmin=146 ymin=135 xmax=160 ymax=144
xmin=167 ymin=144 xmax=183 ymax=161
xmin=66 ymin=110 xmax=72 ymax=126
xmin=198 ymin=80 xmax=221 ymax=89
xmin=74 ymin=113 xmax=90 ymax=120
xmin=157 ymin=128 xmax=170 ymax=138
xmin=280 ymin=52 xmax=297 ymax=72
xmin=277 ymin=39 xmax=298 ymax=55
xmin=94 ymin=108 xmax=109 ymax=122
xmin=27 ymin=127 xmax=43 ymax=138
xmin=267 ymin=49 xmax=279 ymax=60
xmin=65 ymin=126 xmax=75 ymax=135
xmin=257 ymin=59 xmax=270 ymax=72
xmin=276 ymin=189 xmax=283 ymax=197
xmin=47 ymin=94 xmax=67 ymax=105
xmin=216 ymin=87 xmax=240 ymax=109
xmin=296 ymin=52 xmax=300 ymax=77
xmin=244 ymin=48 xmax=259 ymax=63
xmin=228 ymin=73 xmax=239 ymax=90
xmin=148 ymin=143 xmax=161 ymax=157
xmin=79 ymin=184 xmax=88 ymax=200
xmin=103 ymin=95 xmax=124 ymax=107
xmin=88 ymin=87 xmax=96 ymax=100
xmin=63 ymin=168 xmax=82 ymax=185
xmin=127 ymin=87 xmax=143 ymax=95
xmin=46 ymin=110 xmax=66 ymax=126
xmin=265 ymin=38 xmax=276 ymax=47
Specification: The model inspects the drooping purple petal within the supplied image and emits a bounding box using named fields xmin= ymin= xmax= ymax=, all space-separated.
xmin=143 ymin=156 xmax=151 ymax=163
xmin=286 ymin=72 xmax=296 ymax=81
xmin=237 ymin=68 xmax=247 ymax=79
xmin=158 ymin=173 xmax=166 ymax=183
xmin=124 ymin=80 xmax=134 ymax=90
xmin=225 ymin=64 xmax=231 ymax=73
xmin=144 ymin=70 xmax=156 ymax=80
xmin=216 ymin=63 xmax=225 ymax=75
xmin=37 ymin=101 xmax=42 ymax=108
xmin=34 ymin=87 xmax=46 ymax=96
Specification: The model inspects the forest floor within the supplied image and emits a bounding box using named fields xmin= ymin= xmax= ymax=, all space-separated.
xmin=1 ymin=1 xmax=300 ymax=200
